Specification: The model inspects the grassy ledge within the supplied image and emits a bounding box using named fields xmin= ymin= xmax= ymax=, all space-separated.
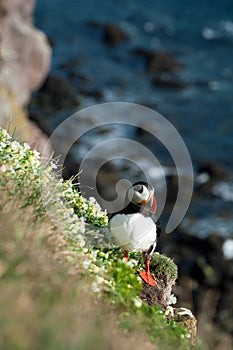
xmin=0 ymin=128 xmax=201 ymax=349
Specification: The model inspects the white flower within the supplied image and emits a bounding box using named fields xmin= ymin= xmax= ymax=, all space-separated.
xmin=89 ymin=197 xmax=96 ymax=204
xmin=100 ymin=266 xmax=106 ymax=273
xmin=91 ymin=282 xmax=101 ymax=293
xmin=23 ymin=142 xmax=30 ymax=150
xmin=68 ymin=208 xmax=74 ymax=215
xmin=0 ymin=164 xmax=9 ymax=172
xmin=83 ymin=259 xmax=91 ymax=269
xmin=168 ymin=294 xmax=177 ymax=305
xmin=91 ymin=249 xmax=98 ymax=259
xmin=83 ymin=203 xmax=88 ymax=210
xmin=165 ymin=306 xmax=174 ymax=317
xmin=133 ymin=297 xmax=142 ymax=308
xmin=33 ymin=150 xmax=41 ymax=158
xmin=96 ymin=276 xmax=104 ymax=285
xmin=18 ymin=149 xmax=25 ymax=158
xmin=79 ymin=223 xmax=86 ymax=234
xmin=10 ymin=165 xmax=16 ymax=174
xmin=91 ymin=264 xmax=100 ymax=274
xmin=77 ymin=236 xmax=85 ymax=247
xmin=127 ymin=259 xmax=138 ymax=267
xmin=11 ymin=141 xmax=19 ymax=151
xmin=104 ymin=279 xmax=112 ymax=286
xmin=91 ymin=276 xmax=104 ymax=293
xmin=89 ymin=196 xmax=102 ymax=212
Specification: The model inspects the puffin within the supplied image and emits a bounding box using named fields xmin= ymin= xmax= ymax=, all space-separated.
xmin=109 ymin=181 xmax=161 ymax=287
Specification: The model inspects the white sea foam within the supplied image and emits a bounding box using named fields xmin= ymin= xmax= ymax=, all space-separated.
xmin=181 ymin=216 xmax=233 ymax=239
xmin=220 ymin=20 xmax=233 ymax=35
xmin=202 ymin=27 xmax=220 ymax=40
xmin=212 ymin=181 xmax=233 ymax=202
xmin=202 ymin=20 xmax=233 ymax=40
xmin=181 ymin=217 xmax=233 ymax=260
xmin=222 ymin=239 xmax=233 ymax=260
xmin=195 ymin=172 xmax=210 ymax=185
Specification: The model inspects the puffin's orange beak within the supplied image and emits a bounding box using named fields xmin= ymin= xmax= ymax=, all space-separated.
xmin=143 ymin=195 xmax=157 ymax=214
xmin=152 ymin=195 xmax=157 ymax=214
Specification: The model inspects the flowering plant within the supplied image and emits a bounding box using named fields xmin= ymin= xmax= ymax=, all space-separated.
xmin=0 ymin=128 xmax=108 ymax=240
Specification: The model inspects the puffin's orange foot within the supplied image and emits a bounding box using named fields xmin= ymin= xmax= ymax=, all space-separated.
xmin=139 ymin=271 xmax=158 ymax=287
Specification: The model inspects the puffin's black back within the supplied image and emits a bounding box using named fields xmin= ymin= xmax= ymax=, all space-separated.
xmin=108 ymin=199 xmax=142 ymax=219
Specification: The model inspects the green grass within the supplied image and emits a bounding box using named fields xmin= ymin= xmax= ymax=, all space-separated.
xmin=0 ymin=128 xmax=201 ymax=349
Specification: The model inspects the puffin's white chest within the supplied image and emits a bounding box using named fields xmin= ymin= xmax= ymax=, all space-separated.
xmin=109 ymin=213 xmax=157 ymax=252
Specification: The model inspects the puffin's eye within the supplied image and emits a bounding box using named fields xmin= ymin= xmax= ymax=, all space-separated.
xmin=135 ymin=185 xmax=143 ymax=194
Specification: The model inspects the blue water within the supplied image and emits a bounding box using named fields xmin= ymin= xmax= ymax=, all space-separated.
xmin=35 ymin=0 xmax=233 ymax=170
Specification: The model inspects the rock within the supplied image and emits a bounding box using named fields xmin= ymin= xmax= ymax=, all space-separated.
xmin=59 ymin=62 xmax=92 ymax=82
xmin=87 ymin=20 xmax=129 ymax=45
xmin=58 ymin=59 xmax=82 ymax=71
xmin=160 ymin=228 xmax=233 ymax=337
xmin=172 ymin=307 xmax=197 ymax=345
xmin=147 ymin=52 xmax=182 ymax=73
xmin=213 ymin=259 xmax=233 ymax=334
xmin=0 ymin=0 xmax=51 ymax=106
xmin=197 ymin=162 xmax=230 ymax=181
xmin=195 ymin=162 xmax=230 ymax=196
xmin=79 ymin=87 xmax=104 ymax=100
xmin=71 ymin=72 xmax=92 ymax=82
xmin=153 ymin=76 xmax=188 ymax=90
xmin=37 ymin=75 xmax=80 ymax=110
xmin=103 ymin=23 xmax=129 ymax=45
xmin=139 ymin=281 xmax=168 ymax=309
xmin=139 ymin=252 xmax=197 ymax=344
xmin=139 ymin=253 xmax=178 ymax=309
xmin=0 ymin=0 xmax=51 ymax=152
xmin=29 ymin=75 xmax=80 ymax=136
xmin=132 ymin=49 xmax=183 ymax=73
xmin=0 ymin=87 xmax=51 ymax=155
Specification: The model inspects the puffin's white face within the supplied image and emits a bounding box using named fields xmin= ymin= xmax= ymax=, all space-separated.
xmin=128 ymin=183 xmax=151 ymax=205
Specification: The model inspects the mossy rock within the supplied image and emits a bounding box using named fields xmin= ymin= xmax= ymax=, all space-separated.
xmin=137 ymin=252 xmax=178 ymax=286
xmin=150 ymin=252 xmax=178 ymax=283
xmin=172 ymin=307 xmax=197 ymax=345
xmin=139 ymin=253 xmax=178 ymax=309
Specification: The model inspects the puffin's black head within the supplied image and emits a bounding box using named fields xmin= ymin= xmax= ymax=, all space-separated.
xmin=127 ymin=181 xmax=157 ymax=214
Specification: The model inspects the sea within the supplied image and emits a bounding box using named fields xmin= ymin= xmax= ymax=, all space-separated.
xmin=34 ymin=0 xmax=233 ymax=258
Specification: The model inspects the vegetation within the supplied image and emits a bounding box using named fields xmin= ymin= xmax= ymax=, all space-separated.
xmin=0 ymin=128 xmax=200 ymax=349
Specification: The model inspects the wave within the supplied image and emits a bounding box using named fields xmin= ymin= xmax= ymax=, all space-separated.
xmin=202 ymin=20 xmax=233 ymax=41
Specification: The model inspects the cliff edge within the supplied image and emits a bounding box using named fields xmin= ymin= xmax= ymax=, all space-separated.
xmin=0 ymin=0 xmax=51 ymax=150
